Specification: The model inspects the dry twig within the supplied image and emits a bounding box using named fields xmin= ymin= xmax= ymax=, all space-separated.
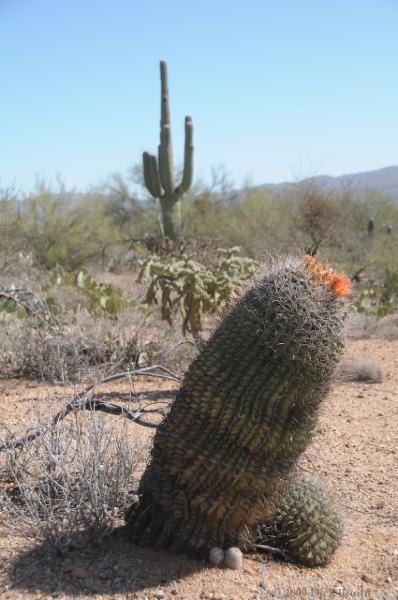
xmin=0 ymin=365 xmax=180 ymax=452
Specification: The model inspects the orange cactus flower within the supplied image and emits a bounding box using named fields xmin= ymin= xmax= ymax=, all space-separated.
xmin=304 ymin=256 xmax=352 ymax=297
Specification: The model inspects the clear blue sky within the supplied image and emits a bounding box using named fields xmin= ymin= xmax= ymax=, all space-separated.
xmin=1 ymin=0 xmax=397 ymax=192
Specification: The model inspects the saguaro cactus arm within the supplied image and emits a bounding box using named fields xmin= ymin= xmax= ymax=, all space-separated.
xmin=176 ymin=116 xmax=194 ymax=195
xmin=143 ymin=152 xmax=163 ymax=198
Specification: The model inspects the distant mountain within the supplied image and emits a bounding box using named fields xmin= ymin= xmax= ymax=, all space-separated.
xmin=261 ymin=166 xmax=398 ymax=204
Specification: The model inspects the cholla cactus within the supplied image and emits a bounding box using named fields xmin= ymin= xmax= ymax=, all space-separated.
xmin=126 ymin=256 xmax=351 ymax=559
xmin=138 ymin=247 xmax=258 ymax=337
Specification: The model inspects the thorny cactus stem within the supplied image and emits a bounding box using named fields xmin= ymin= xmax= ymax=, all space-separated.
xmin=256 ymin=475 xmax=343 ymax=566
xmin=143 ymin=60 xmax=193 ymax=240
xmin=126 ymin=256 xmax=351 ymax=560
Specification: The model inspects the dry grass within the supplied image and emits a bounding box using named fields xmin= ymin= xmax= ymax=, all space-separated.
xmin=0 ymin=308 xmax=195 ymax=384
xmin=0 ymin=395 xmax=148 ymax=551
xmin=338 ymin=359 xmax=384 ymax=383
xmin=346 ymin=312 xmax=398 ymax=340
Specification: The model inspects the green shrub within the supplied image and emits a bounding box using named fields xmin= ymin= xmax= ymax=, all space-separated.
xmin=355 ymin=269 xmax=398 ymax=316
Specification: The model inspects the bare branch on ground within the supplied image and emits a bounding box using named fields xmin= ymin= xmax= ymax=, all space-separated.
xmin=0 ymin=365 xmax=180 ymax=452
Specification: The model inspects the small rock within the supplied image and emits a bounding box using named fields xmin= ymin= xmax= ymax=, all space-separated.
xmin=332 ymin=584 xmax=344 ymax=594
xmin=154 ymin=592 xmax=165 ymax=599
xmin=361 ymin=574 xmax=373 ymax=584
xmin=392 ymin=549 xmax=398 ymax=558
xmin=213 ymin=594 xmax=226 ymax=600
xmin=209 ymin=547 xmax=225 ymax=566
xmin=70 ymin=567 xmax=86 ymax=579
xmin=224 ymin=547 xmax=243 ymax=570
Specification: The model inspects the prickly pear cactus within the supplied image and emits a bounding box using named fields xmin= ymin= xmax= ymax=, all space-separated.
xmin=256 ymin=475 xmax=343 ymax=566
xmin=126 ymin=256 xmax=351 ymax=558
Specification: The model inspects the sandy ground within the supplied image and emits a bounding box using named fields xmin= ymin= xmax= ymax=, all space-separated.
xmin=0 ymin=338 xmax=397 ymax=600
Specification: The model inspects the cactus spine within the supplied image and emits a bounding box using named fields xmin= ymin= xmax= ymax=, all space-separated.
xmin=126 ymin=256 xmax=350 ymax=560
xmin=143 ymin=60 xmax=193 ymax=240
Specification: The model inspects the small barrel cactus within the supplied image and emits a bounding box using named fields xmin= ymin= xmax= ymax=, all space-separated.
xmin=126 ymin=256 xmax=351 ymax=558
xmin=256 ymin=475 xmax=343 ymax=566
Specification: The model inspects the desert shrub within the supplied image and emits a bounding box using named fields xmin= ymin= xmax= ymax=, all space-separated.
xmin=370 ymin=313 xmax=398 ymax=340
xmin=103 ymin=171 xmax=160 ymax=244
xmin=13 ymin=180 xmax=115 ymax=271
xmin=325 ymin=190 xmax=398 ymax=281
xmin=344 ymin=312 xmax=398 ymax=340
xmin=0 ymin=267 xmax=144 ymax=321
xmin=50 ymin=267 xmax=136 ymax=318
xmin=224 ymin=187 xmax=290 ymax=258
xmin=0 ymin=183 xmax=21 ymax=272
xmin=278 ymin=182 xmax=340 ymax=257
xmin=0 ymin=403 xmax=146 ymax=549
xmin=338 ymin=359 xmax=384 ymax=383
xmin=0 ymin=309 xmax=151 ymax=384
xmin=355 ymin=269 xmax=398 ymax=316
xmin=345 ymin=313 xmax=379 ymax=340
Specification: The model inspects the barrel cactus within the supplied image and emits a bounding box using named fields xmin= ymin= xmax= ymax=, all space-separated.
xmin=126 ymin=256 xmax=351 ymax=559
xmin=256 ymin=475 xmax=343 ymax=566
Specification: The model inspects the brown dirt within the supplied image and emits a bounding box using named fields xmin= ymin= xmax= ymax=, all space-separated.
xmin=0 ymin=338 xmax=397 ymax=600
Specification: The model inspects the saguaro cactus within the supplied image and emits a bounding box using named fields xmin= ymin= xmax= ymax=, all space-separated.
xmin=143 ymin=60 xmax=193 ymax=240
xmin=126 ymin=256 xmax=351 ymax=560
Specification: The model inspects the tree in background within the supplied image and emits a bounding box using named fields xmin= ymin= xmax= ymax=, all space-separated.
xmin=103 ymin=171 xmax=159 ymax=249
xmin=0 ymin=182 xmax=20 ymax=271
xmin=16 ymin=180 xmax=114 ymax=271
xmin=327 ymin=189 xmax=398 ymax=282
xmin=277 ymin=181 xmax=340 ymax=257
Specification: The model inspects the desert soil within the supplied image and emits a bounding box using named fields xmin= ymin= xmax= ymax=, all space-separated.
xmin=0 ymin=338 xmax=397 ymax=600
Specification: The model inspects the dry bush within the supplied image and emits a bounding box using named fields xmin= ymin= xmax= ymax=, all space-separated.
xmin=345 ymin=312 xmax=398 ymax=341
xmin=338 ymin=359 xmax=384 ymax=383
xmin=0 ymin=309 xmax=161 ymax=384
xmin=345 ymin=313 xmax=378 ymax=340
xmin=0 ymin=399 xmax=148 ymax=550
xmin=371 ymin=313 xmax=398 ymax=340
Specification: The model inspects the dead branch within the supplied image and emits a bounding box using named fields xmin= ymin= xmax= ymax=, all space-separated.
xmin=249 ymin=543 xmax=289 ymax=560
xmin=0 ymin=365 xmax=180 ymax=452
